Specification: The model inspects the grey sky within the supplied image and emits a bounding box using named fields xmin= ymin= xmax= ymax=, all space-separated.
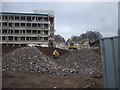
xmin=2 ymin=2 xmax=118 ymax=40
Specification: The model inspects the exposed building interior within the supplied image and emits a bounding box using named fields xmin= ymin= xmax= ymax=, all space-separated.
xmin=0 ymin=11 xmax=55 ymax=46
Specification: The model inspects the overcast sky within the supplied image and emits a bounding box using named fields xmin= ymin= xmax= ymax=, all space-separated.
xmin=2 ymin=2 xmax=118 ymax=40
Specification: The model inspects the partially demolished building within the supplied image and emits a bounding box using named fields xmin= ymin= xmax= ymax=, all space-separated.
xmin=0 ymin=11 xmax=55 ymax=46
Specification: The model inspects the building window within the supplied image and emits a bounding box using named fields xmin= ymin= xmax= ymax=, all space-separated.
xmin=15 ymin=30 xmax=19 ymax=34
xmin=44 ymin=37 xmax=48 ymax=41
xmin=32 ymin=17 xmax=37 ymax=21
xmin=14 ymin=37 xmax=19 ymax=41
xmin=38 ymin=17 xmax=43 ymax=21
xmin=15 ymin=16 xmax=19 ymax=20
xmin=44 ymin=17 xmax=48 ymax=22
xmin=26 ymin=30 xmax=31 ymax=34
xmin=21 ymin=23 xmax=25 ymax=27
xmin=15 ymin=23 xmax=19 ymax=27
xmin=38 ymin=30 xmax=41 ymax=34
xmin=3 ymin=22 xmax=7 ymax=26
xmin=21 ymin=16 xmax=25 ymax=20
xmin=44 ymin=31 xmax=48 ymax=34
xmin=2 ymin=16 xmax=8 ymax=20
xmin=9 ymin=16 xmax=14 ymax=20
xmin=32 ymin=37 xmax=37 ymax=40
xmin=9 ymin=23 xmax=14 ymax=27
xmin=27 ymin=16 xmax=31 ymax=21
xmin=32 ymin=23 xmax=37 ymax=27
xmin=2 ymin=29 xmax=7 ymax=34
xmin=20 ymin=30 xmax=25 ymax=34
xmin=8 ymin=36 xmax=13 ymax=40
xmin=20 ymin=37 xmax=25 ymax=41
xmin=27 ymin=23 xmax=31 ymax=27
xmin=32 ymin=30 xmax=37 ymax=34
xmin=44 ymin=24 xmax=48 ymax=29
xmin=2 ymin=36 xmax=6 ymax=40
xmin=38 ymin=24 xmax=42 ymax=28
xmin=26 ymin=37 xmax=30 ymax=40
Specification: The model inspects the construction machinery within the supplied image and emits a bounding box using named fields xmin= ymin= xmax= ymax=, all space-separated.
xmin=68 ymin=40 xmax=78 ymax=50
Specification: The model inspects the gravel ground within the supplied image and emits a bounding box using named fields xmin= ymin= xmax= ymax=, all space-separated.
xmin=2 ymin=46 xmax=103 ymax=88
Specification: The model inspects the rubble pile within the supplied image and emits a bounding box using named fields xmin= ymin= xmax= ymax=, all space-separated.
xmin=2 ymin=47 xmax=61 ymax=74
xmin=56 ymin=49 xmax=102 ymax=74
xmin=2 ymin=47 xmax=102 ymax=75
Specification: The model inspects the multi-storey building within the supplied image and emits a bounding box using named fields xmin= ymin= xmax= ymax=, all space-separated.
xmin=0 ymin=11 xmax=55 ymax=46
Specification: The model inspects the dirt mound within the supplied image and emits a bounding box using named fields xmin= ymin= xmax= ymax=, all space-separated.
xmin=2 ymin=47 xmax=61 ymax=74
xmin=2 ymin=46 xmax=102 ymax=75
xmin=55 ymin=49 xmax=102 ymax=74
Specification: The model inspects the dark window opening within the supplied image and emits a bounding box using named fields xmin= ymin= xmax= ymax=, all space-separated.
xmin=8 ymin=36 xmax=13 ymax=40
xmin=26 ymin=37 xmax=30 ymax=40
xmin=9 ymin=16 xmax=14 ymax=20
xmin=3 ymin=22 xmax=7 ymax=26
xmin=2 ymin=36 xmax=6 ymax=40
xmin=32 ymin=30 xmax=37 ymax=34
xmin=27 ymin=16 xmax=31 ymax=21
xmin=44 ymin=31 xmax=48 ymax=34
xmin=44 ymin=24 xmax=48 ymax=29
xmin=21 ymin=23 xmax=25 ymax=27
xmin=32 ymin=23 xmax=37 ymax=27
xmin=15 ymin=23 xmax=19 ymax=27
xmin=20 ymin=37 xmax=25 ymax=40
xmin=38 ymin=30 xmax=41 ymax=34
xmin=26 ymin=30 xmax=31 ymax=34
xmin=50 ymin=33 xmax=54 ymax=37
xmin=44 ymin=17 xmax=48 ymax=22
xmin=38 ymin=17 xmax=43 ymax=21
xmin=14 ymin=37 xmax=19 ymax=41
xmin=44 ymin=37 xmax=48 ymax=41
xmin=32 ymin=37 xmax=37 ymax=40
xmin=15 ymin=16 xmax=19 ymax=20
xmin=9 ymin=23 xmax=14 ymax=27
xmin=49 ymin=17 xmax=54 ymax=24
xmin=2 ymin=29 xmax=7 ymax=34
xmin=21 ymin=16 xmax=25 ymax=20
xmin=15 ymin=30 xmax=19 ymax=34
xmin=32 ymin=17 xmax=37 ymax=21
xmin=38 ymin=24 xmax=42 ymax=27
xmin=20 ymin=30 xmax=25 ymax=34
xmin=2 ymin=16 xmax=8 ymax=20
xmin=27 ymin=23 xmax=31 ymax=27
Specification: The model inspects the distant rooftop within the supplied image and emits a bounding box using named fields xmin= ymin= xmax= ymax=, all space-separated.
xmin=2 ymin=10 xmax=54 ymax=16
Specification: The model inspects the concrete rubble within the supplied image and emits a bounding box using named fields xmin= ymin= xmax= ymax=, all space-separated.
xmin=2 ymin=47 xmax=102 ymax=75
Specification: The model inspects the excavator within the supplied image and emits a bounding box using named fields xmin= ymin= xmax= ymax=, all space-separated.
xmin=68 ymin=40 xmax=78 ymax=50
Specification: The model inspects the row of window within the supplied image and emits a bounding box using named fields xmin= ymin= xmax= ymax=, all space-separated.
xmin=2 ymin=22 xmax=49 ymax=28
xmin=1 ymin=36 xmax=48 ymax=41
xmin=1 ymin=15 xmax=50 ymax=22
xmin=1 ymin=29 xmax=49 ymax=34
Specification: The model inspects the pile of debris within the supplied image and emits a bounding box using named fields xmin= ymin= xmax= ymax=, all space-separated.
xmin=2 ymin=47 xmax=102 ymax=75
xmin=56 ymin=49 xmax=102 ymax=74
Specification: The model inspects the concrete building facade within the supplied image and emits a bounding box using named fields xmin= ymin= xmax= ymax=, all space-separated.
xmin=0 ymin=11 xmax=55 ymax=46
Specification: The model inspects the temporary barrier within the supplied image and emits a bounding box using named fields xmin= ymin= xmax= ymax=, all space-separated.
xmin=100 ymin=36 xmax=120 ymax=88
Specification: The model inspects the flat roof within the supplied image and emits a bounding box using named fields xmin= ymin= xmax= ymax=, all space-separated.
xmin=1 ymin=12 xmax=53 ymax=16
